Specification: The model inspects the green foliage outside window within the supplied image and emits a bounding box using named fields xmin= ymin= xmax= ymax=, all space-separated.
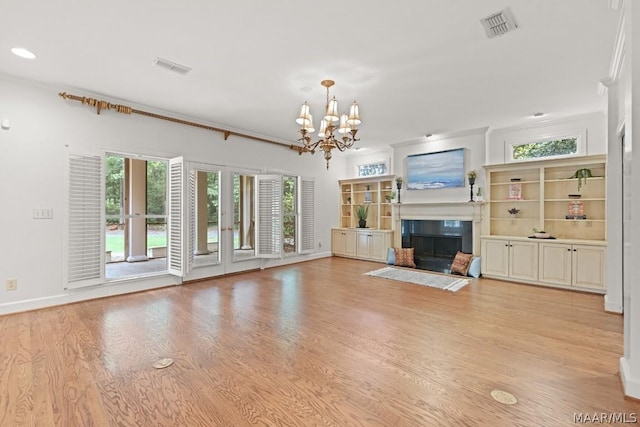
xmin=283 ymin=176 xmax=296 ymax=253
xmin=512 ymin=137 xmax=577 ymax=160
xmin=146 ymin=161 xmax=166 ymax=224
xmin=105 ymin=156 xmax=124 ymax=223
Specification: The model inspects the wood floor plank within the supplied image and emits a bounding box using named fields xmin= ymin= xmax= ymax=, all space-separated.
xmin=1 ymin=257 xmax=639 ymax=426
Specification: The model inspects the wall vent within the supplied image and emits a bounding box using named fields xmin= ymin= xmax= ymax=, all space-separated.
xmin=153 ymin=57 xmax=192 ymax=75
xmin=481 ymin=7 xmax=518 ymax=38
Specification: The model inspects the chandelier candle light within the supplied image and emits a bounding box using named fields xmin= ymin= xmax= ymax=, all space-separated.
xmin=295 ymin=80 xmax=361 ymax=169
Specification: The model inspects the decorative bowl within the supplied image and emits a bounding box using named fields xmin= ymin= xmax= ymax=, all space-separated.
xmin=534 ymin=232 xmax=551 ymax=239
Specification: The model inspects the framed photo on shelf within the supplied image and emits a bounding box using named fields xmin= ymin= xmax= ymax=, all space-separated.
xmin=508 ymin=183 xmax=522 ymax=200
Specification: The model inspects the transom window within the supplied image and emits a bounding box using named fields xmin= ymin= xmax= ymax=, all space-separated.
xmin=510 ymin=136 xmax=580 ymax=162
xmin=357 ymin=161 xmax=388 ymax=177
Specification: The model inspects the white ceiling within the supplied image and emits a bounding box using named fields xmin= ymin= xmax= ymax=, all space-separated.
xmin=0 ymin=0 xmax=621 ymax=151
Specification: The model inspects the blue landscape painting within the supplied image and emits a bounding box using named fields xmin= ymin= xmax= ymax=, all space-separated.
xmin=407 ymin=148 xmax=465 ymax=190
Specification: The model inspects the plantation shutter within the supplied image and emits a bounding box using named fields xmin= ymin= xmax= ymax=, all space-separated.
xmin=255 ymin=174 xmax=282 ymax=258
xmin=66 ymin=154 xmax=104 ymax=289
xmin=185 ymin=169 xmax=196 ymax=274
xmin=168 ymin=157 xmax=185 ymax=277
xmin=298 ymin=176 xmax=315 ymax=254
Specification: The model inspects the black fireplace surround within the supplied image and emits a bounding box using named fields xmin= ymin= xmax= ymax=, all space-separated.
xmin=401 ymin=219 xmax=472 ymax=273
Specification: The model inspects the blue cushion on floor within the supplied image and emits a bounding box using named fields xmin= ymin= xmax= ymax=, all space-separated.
xmin=467 ymin=256 xmax=481 ymax=278
xmin=386 ymin=247 xmax=395 ymax=265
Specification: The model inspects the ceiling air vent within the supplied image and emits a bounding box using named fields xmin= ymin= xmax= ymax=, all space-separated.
xmin=481 ymin=7 xmax=518 ymax=38
xmin=153 ymin=57 xmax=192 ymax=75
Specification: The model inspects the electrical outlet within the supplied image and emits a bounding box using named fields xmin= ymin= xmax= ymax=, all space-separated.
xmin=6 ymin=278 xmax=17 ymax=291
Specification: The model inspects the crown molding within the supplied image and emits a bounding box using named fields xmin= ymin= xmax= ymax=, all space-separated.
xmin=608 ymin=3 xmax=626 ymax=82
xmin=390 ymin=126 xmax=489 ymax=148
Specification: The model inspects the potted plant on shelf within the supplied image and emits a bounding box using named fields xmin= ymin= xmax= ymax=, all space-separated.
xmin=356 ymin=204 xmax=369 ymax=228
xmin=384 ymin=191 xmax=396 ymax=203
xmin=568 ymin=168 xmax=593 ymax=191
xmin=395 ymin=177 xmax=403 ymax=203
xmin=508 ymin=207 xmax=520 ymax=218
xmin=467 ymin=170 xmax=477 ymax=202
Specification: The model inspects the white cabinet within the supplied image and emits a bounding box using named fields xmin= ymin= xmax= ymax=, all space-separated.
xmin=332 ymin=229 xmax=356 ymax=257
xmin=482 ymin=238 xmax=538 ymax=281
xmin=356 ymin=230 xmax=389 ymax=261
xmin=539 ymin=243 xmax=605 ymax=290
xmin=332 ymin=228 xmax=392 ymax=263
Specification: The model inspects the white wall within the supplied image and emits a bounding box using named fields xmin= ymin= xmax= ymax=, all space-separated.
xmin=0 ymin=74 xmax=341 ymax=314
xmin=487 ymin=112 xmax=607 ymax=165
xmin=344 ymin=147 xmax=393 ymax=179
xmin=391 ymin=128 xmax=488 ymax=204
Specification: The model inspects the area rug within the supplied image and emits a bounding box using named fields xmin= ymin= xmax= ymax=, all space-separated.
xmin=364 ymin=267 xmax=470 ymax=292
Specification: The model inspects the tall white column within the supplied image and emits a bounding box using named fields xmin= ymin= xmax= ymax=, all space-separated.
xmin=620 ymin=0 xmax=640 ymax=398
xmin=126 ymin=158 xmax=149 ymax=262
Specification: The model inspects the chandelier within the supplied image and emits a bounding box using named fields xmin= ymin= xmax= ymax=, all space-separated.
xmin=295 ymin=79 xmax=361 ymax=169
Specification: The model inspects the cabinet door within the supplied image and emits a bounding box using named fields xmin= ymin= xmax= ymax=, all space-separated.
xmin=344 ymin=231 xmax=357 ymax=256
xmin=539 ymin=243 xmax=572 ymax=286
xmin=332 ymin=229 xmax=357 ymax=257
xmin=332 ymin=229 xmax=347 ymax=256
xmin=368 ymin=231 xmax=388 ymax=262
xmin=509 ymin=241 xmax=538 ymax=281
xmin=572 ymin=245 xmax=605 ymax=290
xmin=356 ymin=231 xmax=372 ymax=258
xmin=482 ymin=239 xmax=509 ymax=278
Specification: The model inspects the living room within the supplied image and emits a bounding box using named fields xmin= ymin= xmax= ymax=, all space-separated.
xmin=2 ymin=1 xmax=640 ymax=425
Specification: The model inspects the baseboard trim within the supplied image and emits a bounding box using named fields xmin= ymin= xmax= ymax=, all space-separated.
xmin=620 ymin=357 xmax=640 ymax=398
xmin=605 ymin=295 xmax=623 ymax=313
xmin=262 ymin=251 xmax=332 ymax=269
xmin=0 ymin=276 xmax=180 ymax=316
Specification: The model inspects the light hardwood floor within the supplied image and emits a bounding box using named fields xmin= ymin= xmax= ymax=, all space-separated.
xmin=1 ymin=257 xmax=638 ymax=426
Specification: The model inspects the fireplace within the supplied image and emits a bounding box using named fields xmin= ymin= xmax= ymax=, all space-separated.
xmin=402 ymin=219 xmax=472 ymax=273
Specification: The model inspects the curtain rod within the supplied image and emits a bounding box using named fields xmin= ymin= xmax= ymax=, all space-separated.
xmin=58 ymin=91 xmax=305 ymax=153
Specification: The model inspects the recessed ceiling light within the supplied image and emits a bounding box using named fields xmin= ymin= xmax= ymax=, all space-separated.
xmin=425 ymin=134 xmax=433 ymax=138
xmin=11 ymin=47 xmax=37 ymax=59
xmin=533 ymin=112 xmax=545 ymax=118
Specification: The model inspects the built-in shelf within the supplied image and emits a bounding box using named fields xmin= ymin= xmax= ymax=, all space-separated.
xmin=544 ymin=177 xmax=605 ymax=183
xmin=491 ymin=199 xmax=540 ymax=203
xmin=339 ymin=175 xmax=395 ymax=230
xmin=545 ymin=198 xmax=605 ymax=202
xmin=485 ymin=155 xmax=606 ymax=241
xmin=490 ymin=181 xmax=540 ymax=186
xmin=544 ymin=218 xmax=605 ymax=222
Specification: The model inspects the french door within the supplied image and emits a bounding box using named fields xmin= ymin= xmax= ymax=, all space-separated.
xmin=184 ymin=164 xmax=261 ymax=280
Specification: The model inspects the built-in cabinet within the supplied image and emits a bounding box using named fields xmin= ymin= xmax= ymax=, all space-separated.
xmin=339 ymin=175 xmax=395 ymax=230
xmin=332 ymin=229 xmax=356 ymax=257
xmin=482 ymin=239 xmax=538 ymax=282
xmin=538 ymin=242 xmax=605 ymax=290
xmin=481 ymin=155 xmax=606 ymax=293
xmin=332 ymin=228 xmax=393 ymax=262
xmin=333 ymin=175 xmax=395 ymax=263
xmin=485 ymin=155 xmax=606 ymax=240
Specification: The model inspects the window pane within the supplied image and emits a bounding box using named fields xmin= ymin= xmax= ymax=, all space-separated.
xmin=146 ymin=160 xmax=167 ymax=218
xmin=512 ymin=138 xmax=578 ymax=160
xmin=283 ymin=176 xmax=297 ymax=253
xmin=234 ymin=173 xmax=255 ymax=259
xmin=105 ymin=156 xmax=124 ymax=217
xmin=358 ymin=162 xmax=388 ymax=177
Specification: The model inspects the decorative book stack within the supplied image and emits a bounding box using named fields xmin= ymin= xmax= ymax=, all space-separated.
xmin=566 ymin=200 xmax=585 ymax=219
